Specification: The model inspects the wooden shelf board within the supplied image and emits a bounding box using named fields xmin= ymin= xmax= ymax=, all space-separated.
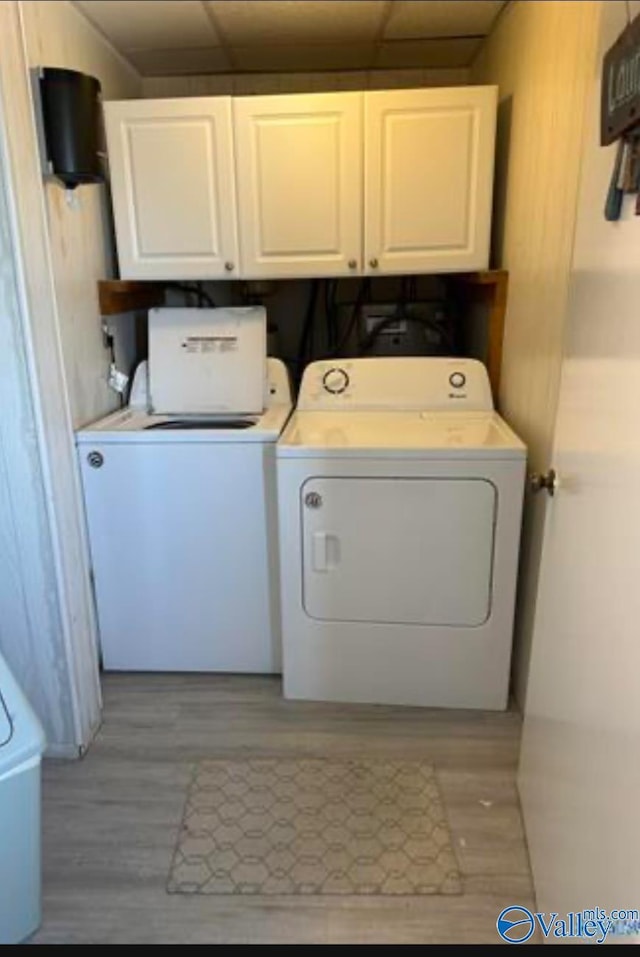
xmin=98 ymin=280 xmax=164 ymax=316
xmin=451 ymin=269 xmax=508 ymax=287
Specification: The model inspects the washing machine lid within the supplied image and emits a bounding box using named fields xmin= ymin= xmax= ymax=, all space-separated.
xmin=76 ymin=357 xmax=292 ymax=445
xmin=277 ymin=410 xmax=526 ymax=460
xmin=148 ymin=306 xmax=266 ymax=416
xmin=76 ymin=403 xmax=291 ymax=445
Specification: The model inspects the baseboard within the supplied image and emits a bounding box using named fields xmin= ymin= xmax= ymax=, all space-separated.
xmin=44 ymin=743 xmax=82 ymax=760
xmin=44 ymin=715 xmax=102 ymax=761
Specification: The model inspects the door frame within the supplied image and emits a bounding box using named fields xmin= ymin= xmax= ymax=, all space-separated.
xmin=0 ymin=2 xmax=101 ymax=754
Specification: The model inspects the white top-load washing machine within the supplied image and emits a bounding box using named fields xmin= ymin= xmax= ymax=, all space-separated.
xmin=0 ymin=651 xmax=46 ymax=944
xmin=77 ymin=307 xmax=292 ymax=673
xmin=277 ymin=357 xmax=526 ymax=710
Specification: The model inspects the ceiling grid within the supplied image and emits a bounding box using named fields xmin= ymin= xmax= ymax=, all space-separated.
xmin=74 ymin=1 xmax=506 ymax=77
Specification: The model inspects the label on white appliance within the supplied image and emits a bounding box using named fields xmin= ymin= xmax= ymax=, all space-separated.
xmin=183 ymin=336 xmax=239 ymax=354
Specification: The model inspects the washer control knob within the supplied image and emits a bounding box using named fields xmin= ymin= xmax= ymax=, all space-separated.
xmin=449 ymin=371 xmax=466 ymax=389
xmin=322 ymin=367 xmax=350 ymax=395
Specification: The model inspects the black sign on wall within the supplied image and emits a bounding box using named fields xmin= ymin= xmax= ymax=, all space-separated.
xmin=602 ymin=13 xmax=640 ymax=145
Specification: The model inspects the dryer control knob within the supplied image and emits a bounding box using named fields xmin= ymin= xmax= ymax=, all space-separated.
xmin=449 ymin=371 xmax=466 ymax=389
xmin=322 ymin=367 xmax=350 ymax=395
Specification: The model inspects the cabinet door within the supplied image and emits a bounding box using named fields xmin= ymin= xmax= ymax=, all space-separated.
xmin=364 ymin=87 xmax=497 ymax=275
xmin=234 ymin=93 xmax=363 ymax=279
xmin=104 ymin=98 xmax=239 ymax=280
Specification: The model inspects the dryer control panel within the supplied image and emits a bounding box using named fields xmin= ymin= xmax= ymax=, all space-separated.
xmin=298 ymin=358 xmax=494 ymax=412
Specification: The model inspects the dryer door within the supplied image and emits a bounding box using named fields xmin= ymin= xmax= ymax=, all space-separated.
xmin=302 ymin=477 xmax=496 ymax=626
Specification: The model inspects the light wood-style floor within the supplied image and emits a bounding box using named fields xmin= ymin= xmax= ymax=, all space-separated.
xmin=35 ymin=675 xmax=535 ymax=944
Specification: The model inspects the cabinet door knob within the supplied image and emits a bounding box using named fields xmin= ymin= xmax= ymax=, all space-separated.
xmin=224 ymin=261 xmax=235 ymax=272
xmin=348 ymin=259 xmax=357 ymax=270
xmin=369 ymin=257 xmax=379 ymax=269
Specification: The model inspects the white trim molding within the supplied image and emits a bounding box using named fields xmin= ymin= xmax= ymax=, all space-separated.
xmin=0 ymin=1 xmax=101 ymax=752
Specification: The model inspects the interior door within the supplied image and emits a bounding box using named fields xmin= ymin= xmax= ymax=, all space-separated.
xmin=302 ymin=477 xmax=496 ymax=626
xmin=518 ymin=0 xmax=640 ymax=921
xmin=104 ymin=97 xmax=239 ymax=279
xmin=364 ymin=87 xmax=496 ymax=275
xmin=234 ymin=93 xmax=363 ymax=279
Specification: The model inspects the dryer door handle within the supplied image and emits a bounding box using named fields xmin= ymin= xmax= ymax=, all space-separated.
xmin=312 ymin=532 xmax=340 ymax=572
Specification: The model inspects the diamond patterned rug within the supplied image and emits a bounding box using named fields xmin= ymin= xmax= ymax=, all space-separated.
xmin=167 ymin=758 xmax=461 ymax=896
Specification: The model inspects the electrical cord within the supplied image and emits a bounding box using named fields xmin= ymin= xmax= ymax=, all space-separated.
xmin=324 ymin=278 xmax=338 ymax=353
xmin=103 ymin=325 xmax=127 ymax=408
xmin=296 ymin=279 xmax=320 ymax=382
xmin=330 ymin=278 xmax=371 ymax=357
xmin=165 ymin=282 xmax=218 ymax=308
xmin=323 ymin=279 xmax=330 ymax=349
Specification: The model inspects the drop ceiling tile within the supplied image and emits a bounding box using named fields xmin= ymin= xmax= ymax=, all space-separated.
xmin=75 ymin=1 xmax=221 ymax=51
xmin=127 ymin=47 xmax=231 ymax=77
xmin=232 ymin=43 xmax=375 ymax=72
xmin=376 ymin=38 xmax=482 ymax=70
xmin=385 ymin=1 xmax=505 ymax=40
xmin=208 ymin=0 xmax=386 ymax=46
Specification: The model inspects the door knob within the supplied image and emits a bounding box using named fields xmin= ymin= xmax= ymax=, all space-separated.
xmin=529 ymin=469 xmax=558 ymax=496
xmin=369 ymin=257 xmax=379 ymax=269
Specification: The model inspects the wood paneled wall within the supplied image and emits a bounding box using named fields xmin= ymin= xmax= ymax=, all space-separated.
xmin=20 ymin=1 xmax=141 ymax=428
xmin=472 ymin=1 xmax=601 ymax=707
xmin=0 ymin=1 xmax=142 ymax=751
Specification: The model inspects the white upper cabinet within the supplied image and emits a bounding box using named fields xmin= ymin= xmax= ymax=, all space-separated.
xmin=233 ymin=93 xmax=363 ymax=279
xmin=104 ymin=87 xmax=497 ymax=281
xmin=104 ymin=98 xmax=239 ymax=280
xmin=364 ymin=87 xmax=497 ymax=275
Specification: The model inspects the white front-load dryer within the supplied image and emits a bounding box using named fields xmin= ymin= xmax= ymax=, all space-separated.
xmin=276 ymin=357 xmax=526 ymax=709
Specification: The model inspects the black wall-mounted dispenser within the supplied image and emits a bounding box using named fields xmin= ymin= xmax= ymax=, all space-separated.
xmin=38 ymin=67 xmax=104 ymax=190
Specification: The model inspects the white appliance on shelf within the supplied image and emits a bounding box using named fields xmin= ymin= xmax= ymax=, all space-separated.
xmin=77 ymin=306 xmax=292 ymax=674
xmin=277 ymin=357 xmax=526 ymax=710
